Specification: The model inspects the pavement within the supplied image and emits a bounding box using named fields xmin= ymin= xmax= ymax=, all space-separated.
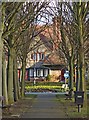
xmin=25 ymin=91 xmax=89 ymax=95
xmin=20 ymin=93 xmax=68 ymax=118
xmin=25 ymin=92 xmax=66 ymax=95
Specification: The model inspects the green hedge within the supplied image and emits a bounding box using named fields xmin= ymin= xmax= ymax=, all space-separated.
xmin=25 ymin=85 xmax=62 ymax=92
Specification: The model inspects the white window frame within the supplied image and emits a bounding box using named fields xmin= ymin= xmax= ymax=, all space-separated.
xmin=44 ymin=69 xmax=48 ymax=77
xmin=31 ymin=52 xmax=44 ymax=61
xmin=37 ymin=69 xmax=43 ymax=77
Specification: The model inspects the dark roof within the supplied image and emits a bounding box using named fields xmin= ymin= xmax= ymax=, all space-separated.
xmin=43 ymin=64 xmax=66 ymax=70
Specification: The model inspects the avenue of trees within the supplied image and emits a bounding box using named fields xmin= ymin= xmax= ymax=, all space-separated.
xmin=1 ymin=2 xmax=49 ymax=106
xmin=49 ymin=1 xmax=89 ymax=108
xmin=44 ymin=1 xmax=89 ymax=95
xmin=59 ymin=2 xmax=89 ymax=94
xmin=0 ymin=1 xmax=89 ymax=108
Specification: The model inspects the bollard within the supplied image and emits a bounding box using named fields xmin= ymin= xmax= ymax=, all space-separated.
xmin=78 ymin=104 xmax=81 ymax=112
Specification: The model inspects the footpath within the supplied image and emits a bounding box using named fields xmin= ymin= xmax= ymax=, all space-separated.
xmin=2 ymin=92 xmax=89 ymax=119
xmin=20 ymin=93 xmax=68 ymax=118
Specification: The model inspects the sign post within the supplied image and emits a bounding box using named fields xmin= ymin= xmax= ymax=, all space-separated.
xmin=64 ymin=71 xmax=69 ymax=91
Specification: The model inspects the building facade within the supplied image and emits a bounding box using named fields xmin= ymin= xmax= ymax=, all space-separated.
xmin=18 ymin=17 xmax=66 ymax=82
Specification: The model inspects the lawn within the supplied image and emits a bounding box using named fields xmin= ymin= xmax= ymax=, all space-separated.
xmin=25 ymin=94 xmax=37 ymax=98
xmin=56 ymin=94 xmax=89 ymax=118
xmin=25 ymin=81 xmax=63 ymax=86
xmin=2 ymin=94 xmax=37 ymax=118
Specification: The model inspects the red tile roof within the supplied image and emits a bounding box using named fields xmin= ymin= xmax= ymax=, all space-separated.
xmin=43 ymin=52 xmax=65 ymax=65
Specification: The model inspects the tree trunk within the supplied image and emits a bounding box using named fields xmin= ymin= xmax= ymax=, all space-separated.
xmin=79 ymin=56 xmax=85 ymax=91
xmin=2 ymin=52 xmax=8 ymax=106
xmin=68 ymin=55 xmax=74 ymax=97
xmin=21 ymin=58 xmax=26 ymax=98
xmin=16 ymin=66 xmax=21 ymax=99
xmin=0 ymin=3 xmax=5 ymax=108
xmin=13 ymin=50 xmax=19 ymax=101
xmin=7 ymin=48 xmax=14 ymax=104
xmin=78 ymin=2 xmax=85 ymax=92
xmin=77 ymin=2 xmax=87 ymax=109
xmin=75 ymin=53 xmax=80 ymax=91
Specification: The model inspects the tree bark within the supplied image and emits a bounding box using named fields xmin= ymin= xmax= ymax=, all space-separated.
xmin=2 ymin=52 xmax=8 ymax=106
xmin=21 ymin=58 xmax=26 ymax=98
xmin=69 ymin=56 xmax=74 ymax=97
xmin=16 ymin=64 xmax=21 ymax=99
xmin=7 ymin=47 xmax=14 ymax=104
xmin=77 ymin=2 xmax=86 ymax=92
xmin=75 ymin=53 xmax=80 ymax=91
xmin=0 ymin=6 xmax=3 ymax=109
xmin=13 ymin=50 xmax=19 ymax=101
xmin=0 ymin=3 xmax=5 ymax=108
xmin=77 ymin=2 xmax=87 ymax=109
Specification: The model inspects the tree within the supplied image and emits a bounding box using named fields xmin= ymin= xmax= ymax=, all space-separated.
xmin=59 ymin=2 xmax=89 ymax=108
xmin=46 ymin=1 xmax=89 ymax=98
xmin=2 ymin=2 xmax=49 ymax=103
xmin=0 ymin=3 xmax=3 ymax=104
xmin=2 ymin=3 xmax=24 ymax=104
xmin=1 ymin=3 xmax=9 ymax=106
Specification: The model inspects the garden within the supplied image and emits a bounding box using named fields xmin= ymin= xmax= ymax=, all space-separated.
xmin=25 ymin=80 xmax=89 ymax=93
xmin=25 ymin=81 xmax=63 ymax=92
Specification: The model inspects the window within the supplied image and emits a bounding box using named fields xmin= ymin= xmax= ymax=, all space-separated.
xmin=42 ymin=53 xmax=44 ymax=60
xmin=31 ymin=52 xmax=44 ymax=61
xmin=39 ymin=53 xmax=42 ymax=60
xmin=37 ymin=69 xmax=43 ymax=77
xmin=29 ymin=69 xmax=36 ymax=77
xmin=37 ymin=53 xmax=41 ymax=61
xmin=31 ymin=53 xmax=36 ymax=60
xmin=29 ymin=69 xmax=34 ymax=77
xmin=31 ymin=54 xmax=33 ymax=59
xmin=44 ymin=69 xmax=48 ymax=77
xmin=37 ymin=69 xmax=41 ymax=77
xmin=33 ymin=69 xmax=36 ymax=77
xmin=33 ymin=53 xmax=36 ymax=60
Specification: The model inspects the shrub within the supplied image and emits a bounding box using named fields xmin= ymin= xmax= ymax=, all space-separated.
xmin=46 ymin=74 xmax=51 ymax=81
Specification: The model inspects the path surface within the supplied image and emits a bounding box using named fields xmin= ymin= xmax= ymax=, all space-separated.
xmin=20 ymin=93 xmax=67 ymax=118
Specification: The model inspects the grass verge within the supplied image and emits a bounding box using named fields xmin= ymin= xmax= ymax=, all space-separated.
xmin=25 ymin=94 xmax=37 ymax=98
xmin=56 ymin=94 xmax=88 ymax=118
xmin=25 ymin=81 xmax=63 ymax=86
xmin=2 ymin=94 xmax=37 ymax=118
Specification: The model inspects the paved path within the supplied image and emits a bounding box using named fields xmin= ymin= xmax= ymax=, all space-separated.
xmin=25 ymin=92 xmax=66 ymax=95
xmin=21 ymin=93 xmax=67 ymax=118
xmin=25 ymin=91 xmax=89 ymax=95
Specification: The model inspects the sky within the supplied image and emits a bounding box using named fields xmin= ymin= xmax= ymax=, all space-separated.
xmin=37 ymin=1 xmax=59 ymax=25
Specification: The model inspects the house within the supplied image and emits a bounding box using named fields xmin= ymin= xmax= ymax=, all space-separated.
xmin=18 ymin=16 xmax=66 ymax=82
